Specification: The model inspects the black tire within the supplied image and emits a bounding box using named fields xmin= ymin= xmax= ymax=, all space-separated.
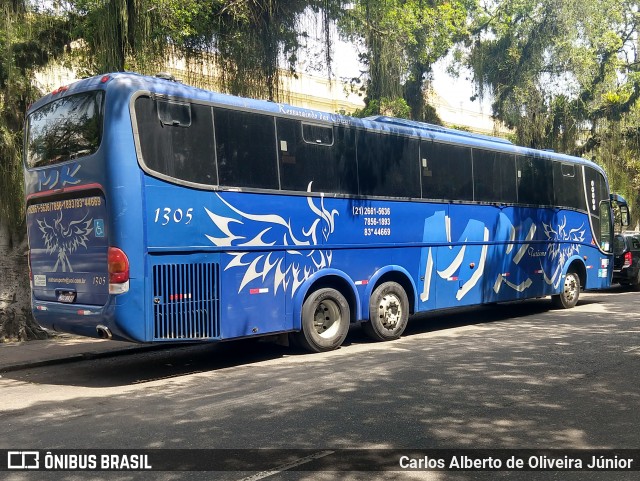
xmin=551 ymin=271 xmax=580 ymax=309
xmin=363 ymin=281 xmax=409 ymax=341
xmin=631 ymin=270 xmax=640 ymax=291
xmin=294 ymin=288 xmax=350 ymax=352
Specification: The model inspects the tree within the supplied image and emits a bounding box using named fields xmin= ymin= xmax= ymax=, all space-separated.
xmin=66 ymin=1 xmax=342 ymax=102
xmin=0 ymin=0 xmax=70 ymax=340
xmin=190 ymin=0 xmax=315 ymax=100
xmin=66 ymin=0 xmax=191 ymax=74
xmin=339 ymin=0 xmax=475 ymax=122
xmin=466 ymin=0 xmax=640 ymax=219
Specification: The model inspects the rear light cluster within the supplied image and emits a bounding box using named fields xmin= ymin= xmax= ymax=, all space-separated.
xmin=623 ymin=251 xmax=633 ymax=269
xmin=108 ymin=247 xmax=130 ymax=294
xmin=51 ymin=85 xmax=69 ymax=95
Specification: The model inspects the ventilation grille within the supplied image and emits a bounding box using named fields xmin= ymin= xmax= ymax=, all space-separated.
xmin=152 ymin=262 xmax=220 ymax=340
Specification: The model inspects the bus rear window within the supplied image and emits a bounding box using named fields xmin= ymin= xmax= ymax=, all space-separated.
xmin=26 ymin=91 xmax=104 ymax=168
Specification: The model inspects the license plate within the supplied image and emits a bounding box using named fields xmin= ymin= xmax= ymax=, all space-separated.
xmin=57 ymin=292 xmax=77 ymax=303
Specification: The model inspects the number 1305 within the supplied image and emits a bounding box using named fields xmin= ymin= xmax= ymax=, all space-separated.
xmin=154 ymin=207 xmax=194 ymax=225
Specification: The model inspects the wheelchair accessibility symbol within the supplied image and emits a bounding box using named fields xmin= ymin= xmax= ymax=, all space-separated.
xmin=94 ymin=219 xmax=105 ymax=238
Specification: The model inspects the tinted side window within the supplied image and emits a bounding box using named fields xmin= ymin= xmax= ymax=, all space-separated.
xmin=135 ymin=96 xmax=216 ymax=185
xmin=277 ymin=119 xmax=357 ymax=194
xmin=214 ymin=108 xmax=278 ymax=189
xmin=517 ymin=156 xmax=554 ymax=205
xmin=333 ymin=126 xmax=358 ymax=194
xmin=473 ymin=149 xmax=517 ymax=203
xmin=157 ymin=100 xmax=191 ymax=126
xmin=357 ymin=131 xmax=420 ymax=198
xmin=553 ymin=162 xmax=586 ymax=210
xmin=421 ymin=141 xmax=473 ymax=201
xmin=302 ymin=123 xmax=333 ymax=145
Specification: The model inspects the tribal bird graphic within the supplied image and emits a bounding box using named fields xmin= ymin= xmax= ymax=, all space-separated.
xmin=541 ymin=216 xmax=586 ymax=288
xmin=542 ymin=216 xmax=585 ymax=263
xmin=37 ymin=211 xmax=94 ymax=272
xmin=204 ymin=183 xmax=338 ymax=296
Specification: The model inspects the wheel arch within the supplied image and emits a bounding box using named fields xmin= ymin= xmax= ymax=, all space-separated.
xmin=563 ymin=256 xmax=587 ymax=291
xmin=292 ymin=269 xmax=360 ymax=331
xmin=552 ymin=256 xmax=585 ymax=309
xmin=362 ymin=265 xmax=417 ymax=320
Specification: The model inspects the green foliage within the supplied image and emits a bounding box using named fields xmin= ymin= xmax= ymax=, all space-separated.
xmin=67 ymin=0 xmax=179 ymax=73
xmin=199 ymin=0 xmax=314 ymax=100
xmin=0 ymin=1 xmax=69 ymax=229
xmin=339 ymin=0 xmax=475 ymax=121
xmin=466 ymin=0 xmax=640 ymax=216
xmin=66 ymin=1 xmax=341 ymax=102
xmin=351 ymin=97 xmax=412 ymax=119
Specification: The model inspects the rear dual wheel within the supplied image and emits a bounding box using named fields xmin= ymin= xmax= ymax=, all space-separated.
xmin=363 ymin=282 xmax=409 ymax=341
xmin=294 ymin=288 xmax=350 ymax=353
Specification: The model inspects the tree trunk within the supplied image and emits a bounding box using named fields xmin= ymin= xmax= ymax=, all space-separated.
xmin=404 ymin=64 xmax=426 ymax=122
xmin=0 ymin=219 xmax=48 ymax=341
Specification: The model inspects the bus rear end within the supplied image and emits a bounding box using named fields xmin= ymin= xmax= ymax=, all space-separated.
xmin=24 ymin=78 xmax=133 ymax=340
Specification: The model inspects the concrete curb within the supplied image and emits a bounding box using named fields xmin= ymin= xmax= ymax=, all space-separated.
xmin=0 ymin=343 xmax=171 ymax=374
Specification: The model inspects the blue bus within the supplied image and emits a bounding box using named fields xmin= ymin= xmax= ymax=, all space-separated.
xmin=23 ymin=72 xmax=629 ymax=352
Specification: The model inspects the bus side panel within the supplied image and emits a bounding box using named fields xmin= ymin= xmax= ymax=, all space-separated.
xmin=484 ymin=206 xmax=557 ymax=303
xmin=332 ymin=198 xmax=436 ymax=317
xmin=144 ymin=185 xmax=295 ymax=340
xmin=103 ymin=85 xmax=148 ymax=342
xmin=432 ymin=205 xmax=497 ymax=309
xmin=583 ymin=248 xmax=611 ymax=290
xmin=218 ymin=251 xmax=287 ymax=339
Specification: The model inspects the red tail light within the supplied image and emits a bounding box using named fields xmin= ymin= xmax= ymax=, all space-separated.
xmin=51 ymin=85 xmax=69 ymax=95
xmin=108 ymin=247 xmax=129 ymax=294
xmin=623 ymin=251 xmax=633 ymax=268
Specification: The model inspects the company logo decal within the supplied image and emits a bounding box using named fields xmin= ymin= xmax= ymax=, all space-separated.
xmin=38 ymin=212 xmax=94 ymax=272
xmin=204 ymin=183 xmax=337 ymax=296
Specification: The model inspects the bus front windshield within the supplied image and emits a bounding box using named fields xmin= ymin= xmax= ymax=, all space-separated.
xmin=26 ymin=91 xmax=104 ymax=169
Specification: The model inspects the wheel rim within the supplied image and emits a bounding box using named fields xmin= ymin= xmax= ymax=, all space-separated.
xmin=377 ymin=294 xmax=402 ymax=330
xmin=313 ymin=299 xmax=342 ymax=339
xmin=563 ymin=274 xmax=579 ymax=303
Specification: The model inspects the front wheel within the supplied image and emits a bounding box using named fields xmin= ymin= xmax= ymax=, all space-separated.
xmin=363 ymin=282 xmax=409 ymax=341
xmin=294 ymin=288 xmax=350 ymax=353
xmin=551 ymin=271 xmax=580 ymax=309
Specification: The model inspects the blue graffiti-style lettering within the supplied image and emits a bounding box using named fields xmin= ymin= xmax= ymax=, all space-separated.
xmin=38 ymin=164 xmax=81 ymax=190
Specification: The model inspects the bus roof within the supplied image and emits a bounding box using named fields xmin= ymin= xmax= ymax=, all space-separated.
xmin=364 ymin=115 xmax=513 ymax=145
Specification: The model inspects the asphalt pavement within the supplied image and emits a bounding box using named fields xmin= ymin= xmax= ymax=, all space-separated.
xmin=0 ymin=286 xmax=633 ymax=373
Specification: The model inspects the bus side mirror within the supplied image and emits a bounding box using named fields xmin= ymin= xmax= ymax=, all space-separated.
xmin=620 ymin=205 xmax=630 ymax=227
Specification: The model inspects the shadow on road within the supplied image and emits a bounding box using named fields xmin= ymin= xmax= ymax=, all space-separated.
xmin=2 ymin=294 xmax=612 ymax=389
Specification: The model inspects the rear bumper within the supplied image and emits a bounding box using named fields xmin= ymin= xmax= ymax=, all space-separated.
xmin=612 ymin=266 xmax=640 ymax=284
xmin=31 ymin=298 xmax=137 ymax=342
